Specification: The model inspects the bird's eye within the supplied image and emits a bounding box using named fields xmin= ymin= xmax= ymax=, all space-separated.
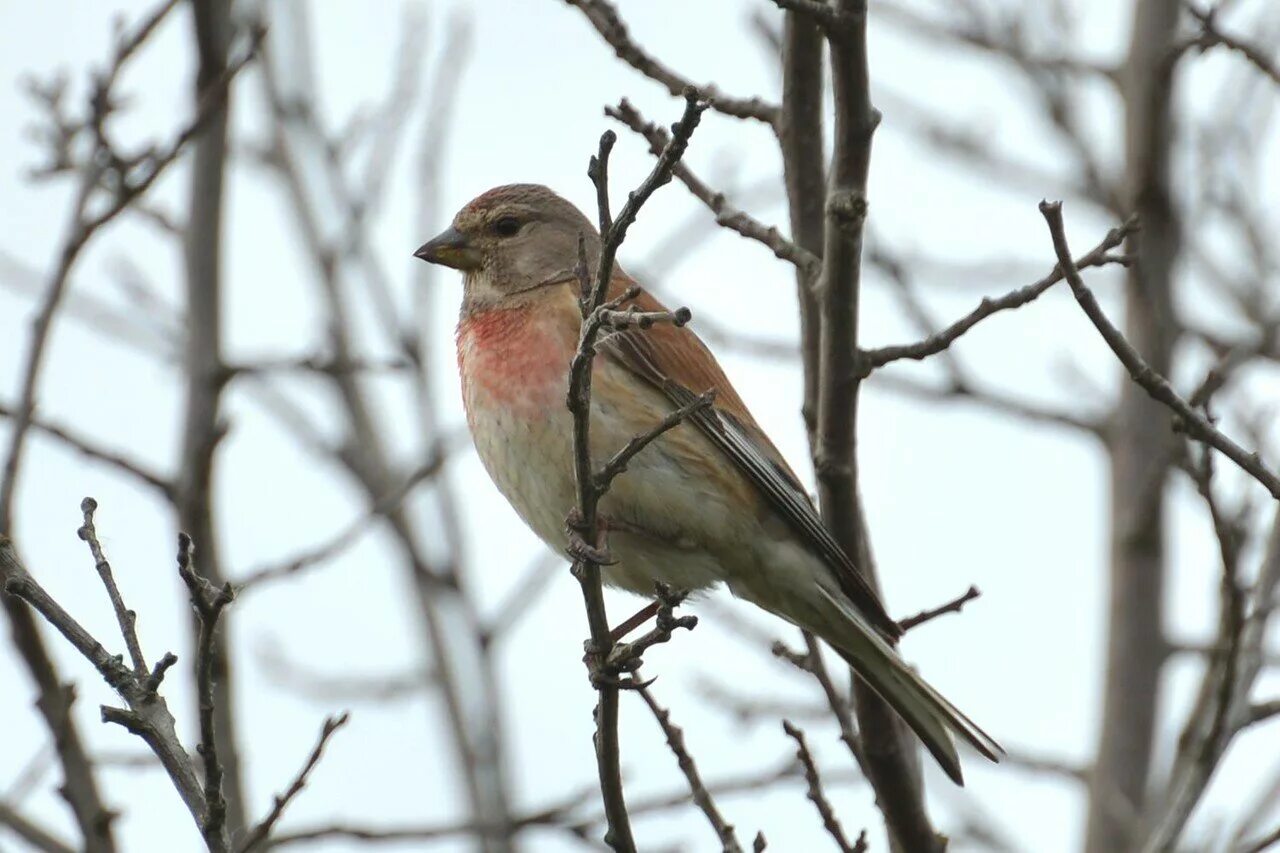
xmin=492 ymin=216 xmax=521 ymax=237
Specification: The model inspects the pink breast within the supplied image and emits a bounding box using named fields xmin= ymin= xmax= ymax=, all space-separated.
xmin=457 ymin=307 xmax=571 ymax=416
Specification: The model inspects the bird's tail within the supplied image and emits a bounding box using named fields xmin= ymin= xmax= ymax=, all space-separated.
xmin=812 ymin=585 xmax=1003 ymax=785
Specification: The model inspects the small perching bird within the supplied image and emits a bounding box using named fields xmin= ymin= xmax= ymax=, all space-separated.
xmin=415 ymin=183 xmax=1002 ymax=784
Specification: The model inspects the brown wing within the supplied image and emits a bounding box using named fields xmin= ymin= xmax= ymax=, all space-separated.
xmin=597 ymin=276 xmax=901 ymax=641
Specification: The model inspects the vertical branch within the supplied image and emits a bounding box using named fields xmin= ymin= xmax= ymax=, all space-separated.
xmin=566 ymin=93 xmax=707 ymax=852
xmin=777 ymin=10 xmax=826 ymax=448
xmin=259 ymin=5 xmax=515 ymax=848
xmin=815 ymin=1 xmax=942 ymax=850
xmin=1084 ymin=2 xmax=1182 ymax=850
xmin=177 ymin=0 xmax=246 ymax=833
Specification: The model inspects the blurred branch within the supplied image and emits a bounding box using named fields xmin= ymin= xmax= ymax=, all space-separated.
xmin=1140 ymin=509 xmax=1280 ymax=852
xmin=0 ymin=803 xmax=75 ymax=853
xmin=0 ymin=401 xmax=174 ymax=498
xmin=778 ymin=8 xmax=828 ymax=446
xmin=234 ymin=454 xmax=445 ymax=591
xmin=871 ymin=371 xmax=1107 ymax=435
xmin=876 ymin=1 xmax=1121 ymax=81
xmin=177 ymin=0 xmax=254 ymax=830
xmin=258 ymin=4 xmax=513 ymax=846
xmin=0 ymin=5 xmax=261 ymax=850
xmin=563 ymin=0 xmax=778 ymax=124
xmin=1185 ymin=3 xmax=1280 ymax=85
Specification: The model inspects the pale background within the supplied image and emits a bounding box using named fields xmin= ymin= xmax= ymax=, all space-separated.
xmin=1 ymin=1 xmax=1277 ymax=851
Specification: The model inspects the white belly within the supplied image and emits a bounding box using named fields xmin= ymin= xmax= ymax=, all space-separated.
xmin=464 ymin=381 xmax=732 ymax=596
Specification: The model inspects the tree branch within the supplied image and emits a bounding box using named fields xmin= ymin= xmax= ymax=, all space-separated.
xmin=563 ymin=0 xmax=779 ymax=124
xmin=1040 ymin=201 xmax=1280 ymax=498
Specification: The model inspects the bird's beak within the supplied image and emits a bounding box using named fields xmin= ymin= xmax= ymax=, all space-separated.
xmin=414 ymin=226 xmax=482 ymax=271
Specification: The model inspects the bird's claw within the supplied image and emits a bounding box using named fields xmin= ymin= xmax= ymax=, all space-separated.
xmin=565 ymin=509 xmax=616 ymax=565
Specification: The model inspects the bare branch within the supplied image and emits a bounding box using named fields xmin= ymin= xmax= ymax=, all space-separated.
xmin=638 ymin=687 xmax=745 ymax=853
xmin=606 ymin=99 xmax=819 ymax=274
xmin=897 ymin=585 xmax=981 ymax=633
xmin=238 ymin=713 xmax=351 ymax=852
xmin=1185 ymin=3 xmax=1280 ymax=85
xmin=78 ymin=498 xmax=147 ymax=677
xmin=177 ymin=534 xmax=235 ymax=851
xmin=563 ymin=0 xmax=779 ymax=124
xmin=0 ymin=803 xmax=76 ymax=853
xmin=0 ymin=401 xmax=173 ymax=498
xmin=1 ymin=518 xmax=217 ymax=849
xmin=566 ymin=92 xmax=708 ymax=853
xmin=782 ymin=721 xmax=867 ymax=853
xmin=861 ymin=217 xmax=1137 ymax=372
xmin=1040 ymin=201 xmax=1280 ymax=498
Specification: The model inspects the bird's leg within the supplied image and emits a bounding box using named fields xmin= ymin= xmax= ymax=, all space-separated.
xmin=609 ymin=601 xmax=661 ymax=643
xmin=603 ymin=583 xmax=698 ymax=683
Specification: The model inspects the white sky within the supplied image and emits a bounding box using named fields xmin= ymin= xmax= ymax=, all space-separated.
xmin=1 ymin=1 xmax=1278 ymax=851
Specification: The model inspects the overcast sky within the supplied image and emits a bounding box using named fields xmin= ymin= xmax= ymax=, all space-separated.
xmin=2 ymin=1 xmax=1278 ymax=851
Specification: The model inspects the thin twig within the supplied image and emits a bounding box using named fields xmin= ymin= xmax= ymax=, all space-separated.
xmin=861 ymin=217 xmax=1137 ymax=372
xmin=638 ymin=687 xmax=745 ymax=853
xmin=238 ymin=713 xmax=352 ymax=851
xmin=897 ymin=585 xmax=982 ymax=633
xmin=177 ymin=534 xmax=236 ymax=850
xmin=563 ymin=0 xmax=779 ymax=124
xmin=1185 ymin=3 xmax=1280 ymax=85
xmin=1040 ymin=201 xmax=1280 ymax=498
xmin=606 ymin=99 xmax=819 ymax=274
xmin=782 ymin=721 xmax=866 ymax=853
xmin=77 ymin=498 xmax=147 ymax=676
xmin=566 ymin=91 xmax=708 ymax=853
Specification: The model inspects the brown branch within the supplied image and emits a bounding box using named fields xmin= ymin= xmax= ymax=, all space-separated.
xmin=0 ymin=512 xmax=220 ymax=849
xmin=606 ymin=99 xmax=819 ymax=274
xmin=177 ymin=534 xmax=236 ymax=851
xmin=778 ymin=7 xmax=828 ymax=446
xmin=817 ymin=1 xmax=943 ymax=848
xmin=1040 ymin=202 xmax=1280 ymax=499
xmin=782 ymin=721 xmax=867 ymax=853
xmin=860 ymin=217 xmax=1137 ymax=372
xmin=897 ymin=585 xmax=982 ymax=633
xmin=238 ymin=713 xmax=351 ymax=852
xmin=563 ymin=0 xmax=778 ymax=124
xmin=566 ymin=92 xmax=708 ymax=853
xmin=78 ymin=499 xmax=147 ymax=677
xmin=178 ymin=0 xmax=250 ymax=831
xmin=638 ymin=687 xmax=745 ymax=853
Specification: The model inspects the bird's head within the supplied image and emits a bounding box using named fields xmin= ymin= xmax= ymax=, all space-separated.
xmin=415 ymin=184 xmax=601 ymax=307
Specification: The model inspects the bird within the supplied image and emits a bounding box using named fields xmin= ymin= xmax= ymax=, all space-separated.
xmin=415 ymin=183 xmax=1002 ymax=784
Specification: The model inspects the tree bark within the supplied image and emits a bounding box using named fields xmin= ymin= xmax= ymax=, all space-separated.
xmin=815 ymin=2 xmax=944 ymax=850
xmin=178 ymin=0 xmax=247 ymax=833
xmin=1084 ymin=1 xmax=1182 ymax=850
